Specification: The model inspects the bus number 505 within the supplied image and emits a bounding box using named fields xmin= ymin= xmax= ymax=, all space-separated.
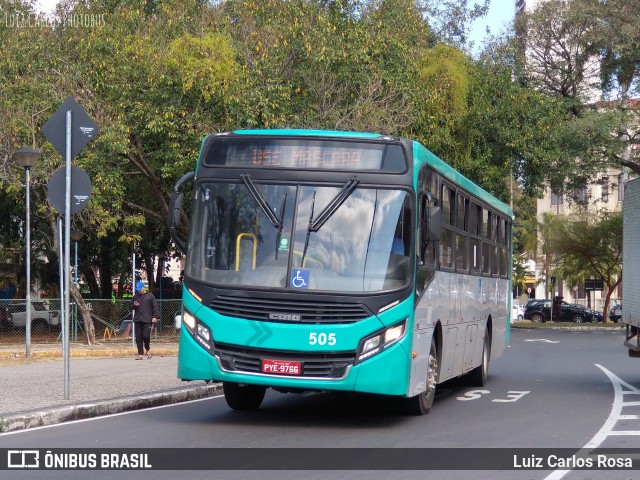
xmin=309 ymin=332 xmax=336 ymax=346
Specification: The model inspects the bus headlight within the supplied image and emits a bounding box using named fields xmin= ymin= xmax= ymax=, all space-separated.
xmin=197 ymin=323 xmax=211 ymax=343
xmin=182 ymin=310 xmax=213 ymax=351
xmin=355 ymin=320 xmax=407 ymax=364
xmin=183 ymin=311 xmax=196 ymax=331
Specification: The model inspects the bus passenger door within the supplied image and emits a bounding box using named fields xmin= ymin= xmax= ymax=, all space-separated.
xmin=463 ymin=324 xmax=478 ymax=372
xmin=408 ymin=326 xmax=434 ymax=396
xmin=441 ymin=326 xmax=458 ymax=380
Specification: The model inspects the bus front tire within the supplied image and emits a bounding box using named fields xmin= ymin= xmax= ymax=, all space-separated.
xmin=223 ymin=382 xmax=266 ymax=411
xmin=404 ymin=338 xmax=438 ymax=415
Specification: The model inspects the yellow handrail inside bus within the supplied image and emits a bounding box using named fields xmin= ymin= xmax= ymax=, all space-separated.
xmin=235 ymin=233 xmax=257 ymax=271
xmin=292 ymin=250 xmax=323 ymax=269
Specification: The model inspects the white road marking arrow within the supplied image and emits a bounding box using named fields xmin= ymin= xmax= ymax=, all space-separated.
xmin=544 ymin=364 xmax=640 ymax=480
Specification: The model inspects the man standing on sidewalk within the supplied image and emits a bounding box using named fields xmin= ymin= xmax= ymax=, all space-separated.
xmin=131 ymin=281 xmax=160 ymax=360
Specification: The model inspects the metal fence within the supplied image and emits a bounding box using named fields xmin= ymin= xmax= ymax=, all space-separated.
xmin=0 ymin=299 xmax=182 ymax=344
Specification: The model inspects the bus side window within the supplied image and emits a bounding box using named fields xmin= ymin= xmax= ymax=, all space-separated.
xmin=418 ymin=193 xmax=438 ymax=268
xmin=469 ymin=202 xmax=481 ymax=273
xmin=392 ymin=196 xmax=411 ymax=257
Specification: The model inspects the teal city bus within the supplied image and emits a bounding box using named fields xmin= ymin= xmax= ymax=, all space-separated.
xmin=168 ymin=129 xmax=513 ymax=415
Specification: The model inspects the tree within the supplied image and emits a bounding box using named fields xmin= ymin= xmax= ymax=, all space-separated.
xmin=517 ymin=0 xmax=640 ymax=185
xmin=592 ymin=0 xmax=640 ymax=102
xmin=416 ymin=0 xmax=489 ymax=47
xmin=1 ymin=0 xmax=589 ymax=328
xmin=465 ymin=39 xmax=568 ymax=199
xmin=553 ymin=212 xmax=623 ymax=322
xmin=512 ymin=187 xmax=538 ymax=295
xmin=517 ymin=0 xmax=601 ymax=102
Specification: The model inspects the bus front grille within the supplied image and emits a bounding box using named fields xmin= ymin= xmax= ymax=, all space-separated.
xmin=214 ymin=343 xmax=356 ymax=379
xmin=209 ymin=295 xmax=371 ymax=324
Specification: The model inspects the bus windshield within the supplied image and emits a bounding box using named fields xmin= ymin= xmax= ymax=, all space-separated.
xmin=187 ymin=182 xmax=412 ymax=293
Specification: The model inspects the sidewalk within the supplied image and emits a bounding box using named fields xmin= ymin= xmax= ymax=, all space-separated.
xmin=0 ymin=339 xmax=222 ymax=433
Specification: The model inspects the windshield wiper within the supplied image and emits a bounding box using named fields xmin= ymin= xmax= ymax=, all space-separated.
xmin=274 ymin=193 xmax=287 ymax=260
xmin=241 ymin=174 xmax=280 ymax=228
xmin=241 ymin=174 xmax=288 ymax=261
xmin=301 ymin=177 xmax=359 ymax=267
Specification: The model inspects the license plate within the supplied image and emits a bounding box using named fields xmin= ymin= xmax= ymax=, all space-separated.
xmin=262 ymin=359 xmax=301 ymax=375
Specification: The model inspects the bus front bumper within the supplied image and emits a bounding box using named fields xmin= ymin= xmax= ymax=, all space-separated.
xmin=177 ymin=329 xmax=411 ymax=396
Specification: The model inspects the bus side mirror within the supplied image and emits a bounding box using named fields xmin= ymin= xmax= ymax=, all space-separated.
xmin=426 ymin=206 xmax=441 ymax=242
xmin=169 ymin=191 xmax=184 ymax=228
xmin=168 ymin=171 xmax=195 ymax=253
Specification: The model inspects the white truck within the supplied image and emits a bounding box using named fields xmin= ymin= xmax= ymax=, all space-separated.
xmin=623 ymin=177 xmax=640 ymax=357
xmin=3 ymin=301 xmax=61 ymax=333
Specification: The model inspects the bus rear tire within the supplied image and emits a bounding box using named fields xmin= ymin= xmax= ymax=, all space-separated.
xmin=467 ymin=332 xmax=491 ymax=387
xmin=223 ymin=382 xmax=266 ymax=411
xmin=404 ymin=337 xmax=438 ymax=415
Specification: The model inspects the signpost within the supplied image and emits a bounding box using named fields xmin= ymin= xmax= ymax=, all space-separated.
xmin=42 ymin=97 xmax=98 ymax=400
xmin=550 ymin=277 xmax=557 ymax=323
xmin=585 ymin=279 xmax=604 ymax=291
xmin=47 ymin=166 xmax=92 ymax=214
xmin=41 ymin=97 xmax=99 ymax=159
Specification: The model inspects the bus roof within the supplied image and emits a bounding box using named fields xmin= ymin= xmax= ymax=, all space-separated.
xmin=232 ymin=129 xmax=383 ymax=139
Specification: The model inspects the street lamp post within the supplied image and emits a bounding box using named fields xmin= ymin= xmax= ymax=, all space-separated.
xmin=70 ymin=230 xmax=85 ymax=287
xmin=14 ymin=147 xmax=41 ymax=359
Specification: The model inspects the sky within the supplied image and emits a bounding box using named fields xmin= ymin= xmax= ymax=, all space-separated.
xmin=468 ymin=0 xmax=516 ymax=51
xmin=35 ymin=0 xmax=56 ymax=14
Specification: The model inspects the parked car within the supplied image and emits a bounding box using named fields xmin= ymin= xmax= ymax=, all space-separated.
xmin=523 ymin=299 xmax=600 ymax=323
xmin=4 ymin=301 xmax=61 ymax=332
xmin=591 ymin=309 xmax=604 ymax=322
xmin=609 ymin=304 xmax=622 ymax=323
xmin=524 ymin=299 xmax=548 ymax=310
xmin=511 ymin=304 xmax=525 ymax=322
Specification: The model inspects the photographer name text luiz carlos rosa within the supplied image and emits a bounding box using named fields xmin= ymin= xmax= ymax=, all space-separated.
xmin=514 ymin=454 xmax=633 ymax=469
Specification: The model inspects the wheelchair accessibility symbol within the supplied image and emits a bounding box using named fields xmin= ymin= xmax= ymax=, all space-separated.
xmin=290 ymin=269 xmax=310 ymax=289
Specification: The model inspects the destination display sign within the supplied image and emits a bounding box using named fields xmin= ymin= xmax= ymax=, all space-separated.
xmin=203 ymin=138 xmax=406 ymax=172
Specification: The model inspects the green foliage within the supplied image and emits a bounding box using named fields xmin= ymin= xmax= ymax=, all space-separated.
xmin=555 ymin=213 xmax=623 ymax=277
xmin=413 ymin=44 xmax=471 ymax=155
xmin=167 ymin=33 xmax=237 ymax=101
xmin=553 ymin=212 xmax=623 ymax=321
xmin=587 ymin=0 xmax=640 ymax=98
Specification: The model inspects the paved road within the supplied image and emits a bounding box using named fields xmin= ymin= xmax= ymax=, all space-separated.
xmin=1 ymin=328 xmax=638 ymax=480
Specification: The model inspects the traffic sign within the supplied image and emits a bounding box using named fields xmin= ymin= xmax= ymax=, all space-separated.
xmin=47 ymin=166 xmax=92 ymax=214
xmin=41 ymin=96 xmax=99 ymax=402
xmin=585 ymin=279 xmax=604 ymax=291
xmin=41 ymin=96 xmax=99 ymax=160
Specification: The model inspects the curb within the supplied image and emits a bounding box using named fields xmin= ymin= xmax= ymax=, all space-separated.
xmin=511 ymin=323 xmax=623 ymax=331
xmin=0 ymin=383 xmax=223 ymax=433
